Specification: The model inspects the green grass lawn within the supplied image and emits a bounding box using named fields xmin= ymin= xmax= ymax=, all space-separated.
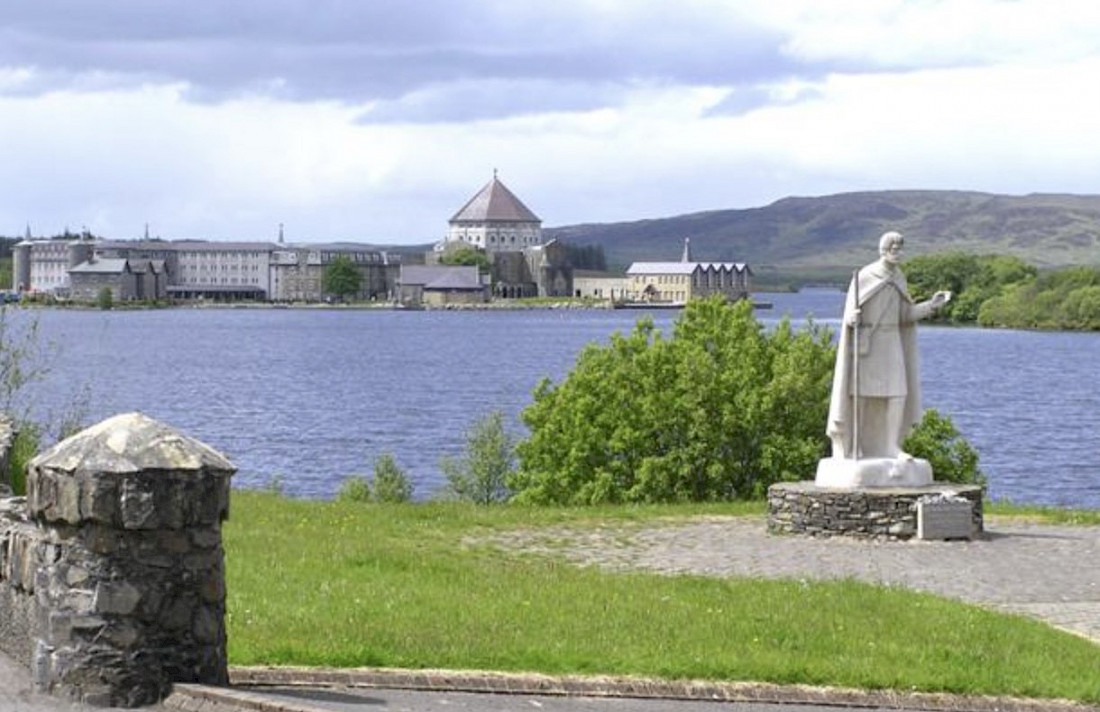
xmin=224 ymin=492 xmax=1100 ymax=702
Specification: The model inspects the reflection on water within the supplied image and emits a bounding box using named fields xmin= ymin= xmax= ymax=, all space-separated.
xmin=13 ymin=290 xmax=1100 ymax=507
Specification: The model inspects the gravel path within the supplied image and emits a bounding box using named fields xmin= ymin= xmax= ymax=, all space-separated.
xmin=477 ymin=516 xmax=1100 ymax=643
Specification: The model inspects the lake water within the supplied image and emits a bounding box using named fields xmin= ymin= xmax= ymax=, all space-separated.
xmin=10 ymin=291 xmax=1100 ymax=508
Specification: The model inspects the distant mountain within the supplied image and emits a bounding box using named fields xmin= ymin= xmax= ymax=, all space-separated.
xmin=545 ymin=191 xmax=1100 ymax=279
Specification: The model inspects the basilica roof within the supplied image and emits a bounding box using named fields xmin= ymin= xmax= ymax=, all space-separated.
xmin=450 ymin=175 xmax=541 ymax=224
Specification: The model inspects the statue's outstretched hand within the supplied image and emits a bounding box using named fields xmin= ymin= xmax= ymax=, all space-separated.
xmin=931 ymin=291 xmax=952 ymax=309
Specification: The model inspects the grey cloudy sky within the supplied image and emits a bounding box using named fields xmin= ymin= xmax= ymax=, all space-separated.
xmin=3 ymin=0 xmax=1100 ymax=244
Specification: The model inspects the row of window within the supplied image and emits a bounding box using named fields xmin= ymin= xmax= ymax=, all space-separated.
xmin=181 ymin=277 xmax=262 ymax=285
xmin=182 ymin=264 xmax=262 ymax=273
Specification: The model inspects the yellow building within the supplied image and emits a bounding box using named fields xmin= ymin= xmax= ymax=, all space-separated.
xmin=624 ymin=238 xmax=751 ymax=304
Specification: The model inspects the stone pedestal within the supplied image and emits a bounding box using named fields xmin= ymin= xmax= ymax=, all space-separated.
xmin=767 ymin=481 xmax=983 ymax=540
xmin=814 ymin=456 xmax=932 ymax=488
xmin=24 ymin=412 xmax=235 ymax=707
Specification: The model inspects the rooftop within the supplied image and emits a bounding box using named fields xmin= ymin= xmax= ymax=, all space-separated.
xmin=450 ymin=174 xmax=541 ymax=224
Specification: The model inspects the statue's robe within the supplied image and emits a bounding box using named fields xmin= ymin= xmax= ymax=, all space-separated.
xmin=826 ymin=262 xmax=936 ymax=459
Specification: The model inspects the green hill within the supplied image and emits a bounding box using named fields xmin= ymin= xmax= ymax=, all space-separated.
xmin=545 ymin=190 xmax=1100 ymax=283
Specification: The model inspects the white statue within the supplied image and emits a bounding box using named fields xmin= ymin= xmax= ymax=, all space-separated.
xmin=815 ymin=231 xmax=951 ymax=488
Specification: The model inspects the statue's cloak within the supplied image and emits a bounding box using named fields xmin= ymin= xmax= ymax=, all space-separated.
xmin=826 ymin=262 xmax=924 ymax=458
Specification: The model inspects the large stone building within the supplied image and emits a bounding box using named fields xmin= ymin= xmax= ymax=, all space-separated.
xmin=396 ymin=265 xmax=487 ymax=307
xmin=12 ymin=237 xmax=403 ymax=302
xmin=625 ymin=239 xmax=752 ymax=304
xmin=267 ymin=243 xmax=402 ymax=302
xmin=437 ymin=173 xmax=573 ymax=298
xmin=444 ymin=172 xmax=544 ymax=253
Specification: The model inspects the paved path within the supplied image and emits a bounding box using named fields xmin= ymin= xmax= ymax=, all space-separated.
xmin=479 ymin=516 xmax=1100 ymax=643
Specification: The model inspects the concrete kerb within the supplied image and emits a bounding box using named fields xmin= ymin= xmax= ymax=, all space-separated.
xmin=157 ymin=666 xmax=1100 ymax=712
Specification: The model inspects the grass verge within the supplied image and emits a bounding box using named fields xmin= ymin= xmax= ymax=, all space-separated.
xmin=225 ymin=492 xmax=1100 ymax=703
xmin=985 ymin=500 xmax=1100 ymax=525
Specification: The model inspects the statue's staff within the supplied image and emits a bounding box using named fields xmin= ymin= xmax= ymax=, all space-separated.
xmin=851 ymin=267 xmax=860 ymax=460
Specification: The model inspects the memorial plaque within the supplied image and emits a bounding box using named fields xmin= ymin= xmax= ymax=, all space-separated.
xmin=917 ymin=499 xmax=974 ymax=540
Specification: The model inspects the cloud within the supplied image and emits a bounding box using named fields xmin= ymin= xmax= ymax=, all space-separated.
xmin=0 ymin=1 xmax=798 ymax=112
xmin=4 ymin=1 xmax=1100 ymax=242
xmin=752 ymin=0 xmax=1100 ymax=69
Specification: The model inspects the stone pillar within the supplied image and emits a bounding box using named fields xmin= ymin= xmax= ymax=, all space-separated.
xmin=25 ymin=412 xmax=235 ymax=707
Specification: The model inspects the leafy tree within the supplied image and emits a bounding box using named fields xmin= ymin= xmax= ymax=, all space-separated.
xmin=903 ymin=409 xmax=984 ymax=486
xmin=905 ymin=252 xmax=1036 ymax=323
xmin=440 ymin=410 xmax=516 ymax=504
xmin=321 ymin=256 xmax=362 ymax=301
xmin=979 ymin=266 xmax=1100 ymax=330
xmin=512 ymin=297 xmax=836 ymax=504
xmin=96 ymin=286 xmax=114 ymax=310
xmin=440 ymin=245 xmax=492 ymax=273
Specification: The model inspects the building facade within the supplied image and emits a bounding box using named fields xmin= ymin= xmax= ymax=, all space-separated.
xmin=625 ymin=261 xmax=752 ymax=303
xmin=12 ymin=238 xmax=400 ymax=302
xmin=624 ymin=240 xmax=752 ymax=304
xmin=267 ymin=244 xmax=401 ymax=302
xmin=397 ymin=265 xmax=487 ymax=307
xmin=572 ymin=270 xmax=630 ymax=301
xmin=438 ymin=174 xmax=573 ymax=298
xmin=444 ymin=173 xmax=543 ymax=253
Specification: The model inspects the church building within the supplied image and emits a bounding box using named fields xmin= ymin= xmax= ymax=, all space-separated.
xmin=436 ymin=173 xmax=572 ymax=299
xmin=444 ymin=171 xmax=543 ymax=252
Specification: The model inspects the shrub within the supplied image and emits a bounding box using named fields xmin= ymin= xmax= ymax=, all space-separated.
xmin=7 ymin=421 xmax=41 ymax=496
xmin=371 ymin=453 xmax=413 ymax=503
xmin=336 ymin=474 xmax=372 ymax=503
xmin=440 ymin=411 xmax=515 ymax=504
xmin=96 ymin=286 xmax=114 ymax=310
xmin=336 ymin=455 xmax=413 ymax=503
xmin=903 ymin=409 xmax=984 ymax=486
xmin=512 ymin=297 xmax=836 ymax=504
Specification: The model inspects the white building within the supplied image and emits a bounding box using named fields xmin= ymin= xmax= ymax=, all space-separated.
xmin=442 ymin=173 xmax=542 ymax=253
xmin=169 ymin=241 xmax=274 ymax=300
xmin=12 ymin=238 xmax=94 ymax=295
xmin=12 ymin=238 xmax=398 ymax=302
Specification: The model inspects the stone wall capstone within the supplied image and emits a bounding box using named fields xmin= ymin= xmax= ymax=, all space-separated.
xmin=0 ymin=411 xmax=237 ymax=707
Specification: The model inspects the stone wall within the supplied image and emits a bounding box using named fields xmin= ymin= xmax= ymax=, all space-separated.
xmin=767 ymin=481 xmax=983 ymax=540
xmin=0 ymin=412 xmax=235 ymax=707
xmin=0 ymin=496 xmax=38 ymax=664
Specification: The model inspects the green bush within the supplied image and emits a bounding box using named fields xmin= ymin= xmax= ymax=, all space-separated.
xmin=905 ymin=252 xmax=1036 ymax=323
xmin=7 ymin=421 xmax=41 ymax=496
xmin=512 ymin=297 xmax=836 ymax=504
xmin=337 ymin=454 xmax=414 ymax=503
xmin=336 ymin=474 xmax=372 ymax=503
xmin=978 ymin=266 xmax=1100 ymax=330
xmin=903 ymin=409 xmax=984 ymax=486
xmin=440 ymin=411 xmax=515 ymax=504
xmin=96 ymin=286 xmax=114 ymax=310
xmin=371 ymin=453 xmax=413 ymax=503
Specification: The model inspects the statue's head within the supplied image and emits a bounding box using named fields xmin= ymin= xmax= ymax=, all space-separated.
xmin=879 ymin=231 xmax=904 ymax=264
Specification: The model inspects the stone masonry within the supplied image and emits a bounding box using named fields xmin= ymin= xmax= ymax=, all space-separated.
xmin=0 ymin=412 xmax=235 ymax=707
xmin=767 ymin=481 xmax=984 ymax=540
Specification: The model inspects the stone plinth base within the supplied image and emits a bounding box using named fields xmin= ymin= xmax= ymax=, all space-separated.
xmin=767 ymin=481 xmax=983 ymax=540
xmin=815 ymin=456 xmax=932 ymax=488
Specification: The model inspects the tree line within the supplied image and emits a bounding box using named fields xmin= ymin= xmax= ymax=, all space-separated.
xmin=905 ymin=253 xmax=1100 ymax=330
